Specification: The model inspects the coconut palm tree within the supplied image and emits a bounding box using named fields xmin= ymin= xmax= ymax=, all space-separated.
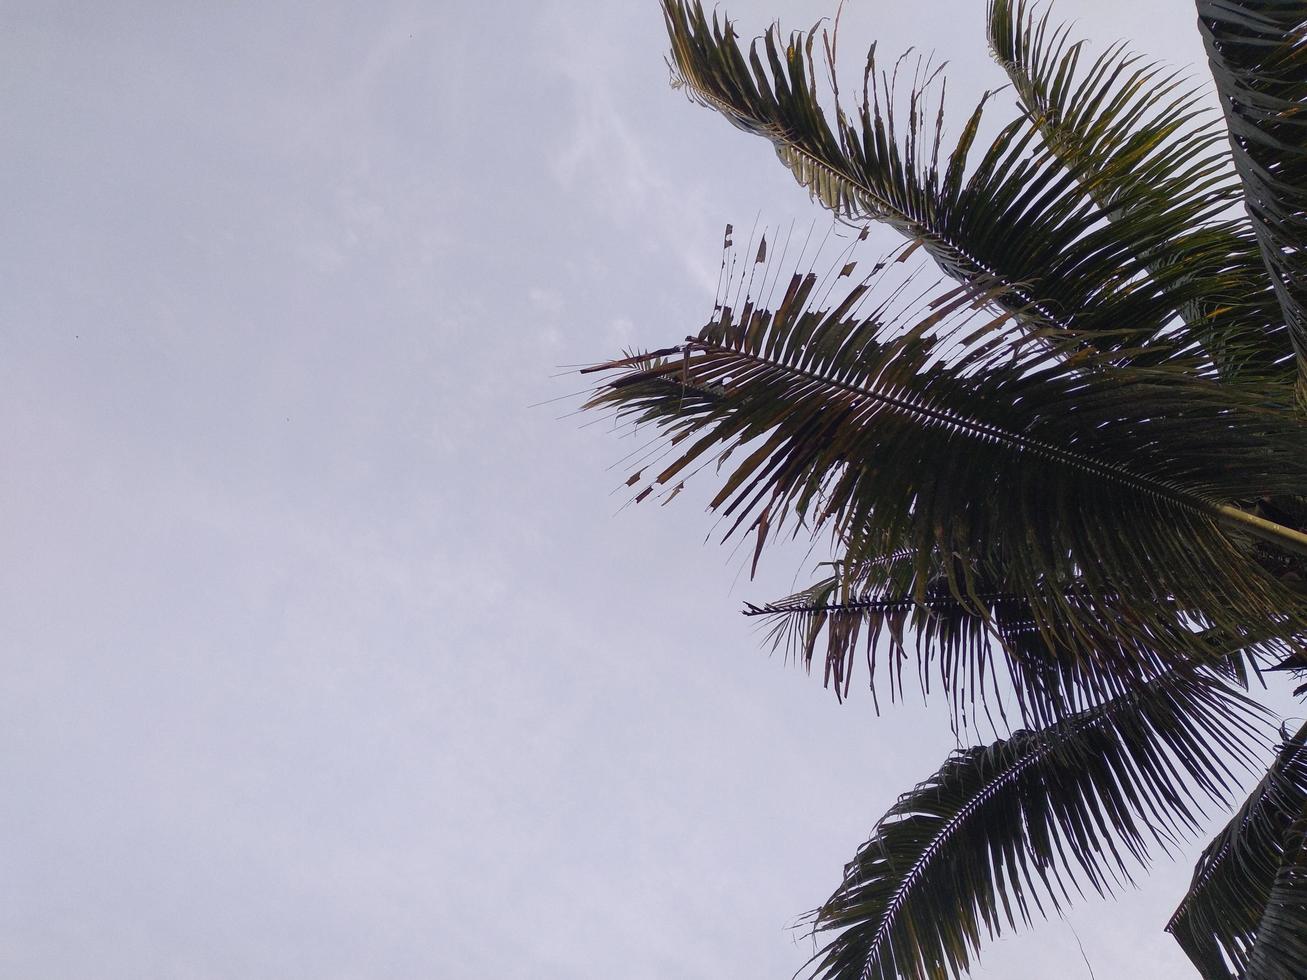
xmin=579 ymin=1 xmax=1307 ymax=976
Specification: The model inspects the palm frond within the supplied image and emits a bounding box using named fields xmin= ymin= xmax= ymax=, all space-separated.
xmin=989 ymin=0 xmax=1233 ymax=218
xmin=745 ymin=573 xmax=1080 ymax=722
xmin=1197 ymin=0 xmax=1307 ymax=391
xmin=987 ymin=0 xmax=1294 ymax=385
xmin=584 ymin=238 xmax=1307 ymax=684
xmin=1167 ymin=720 xmax=1307 ymax=978
xmin=1246 ymin=817 xmax=1307 ymax=979
xmin=581 ymin=5 xmax=1307 ymax=975
xmin=801 ymin=670 xmax=1267 ymax=980
xmin=661 ymin=0 xmax=1272 ymax=366
xmin=745 ymin=569 xmax=1282 ymax=732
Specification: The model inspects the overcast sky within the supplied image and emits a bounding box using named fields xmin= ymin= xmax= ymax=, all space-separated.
xmin=2 ymin=1 xmax=1299 ymax=977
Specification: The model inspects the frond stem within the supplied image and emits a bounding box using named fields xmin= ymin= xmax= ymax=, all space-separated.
xmin=1214 ymin=506 xmax=1307 ymax=561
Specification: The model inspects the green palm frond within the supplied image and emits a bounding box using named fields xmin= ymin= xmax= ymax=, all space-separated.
xmin=1197 ymin=0 xmax=1307 ymax=390
xmin=661 ymin=0 xmax=1270 ymax=366
xmin=744 ymin=569 xmax=1279 ymax=730
xmin=1246 ymin=817 xmax=1307 ymax=979
xmin=573 ymin=4 xmax=1307 ymax=973
xmin=744 ymin=573 xmax=1087 ymax=721
xmin=585 ymin=240 xmax=1307 ymax=679
xmin=801 ymin=670 xmax=1267 ymax=980
xmin=989 ymin=0 xmax=1234 ymax=217
xmin=987 ymin=0 xmax=1293 ymax=385
xmin=1167 ymin=720 xmax=1307 ymax=978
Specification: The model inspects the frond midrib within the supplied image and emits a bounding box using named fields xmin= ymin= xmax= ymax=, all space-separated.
xmin=855 ymin=740 xmax=1046 ymax=968
xmin=842 ymin=686 xmax=1168 ymax=976
xmin=683 ymin=336 xmax=1307 ymax=557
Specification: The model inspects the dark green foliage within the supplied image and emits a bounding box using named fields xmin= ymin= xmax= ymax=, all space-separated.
xmin=988 ymin=0 xmax=1293 ymax=385
xmin=1168 ymin=722 xmax=1307 ymax=978
xmin=1196 ymin=0 xmax=1307 ymax=397
xmin=578 ymin=1 xmax=1307 ymax=976
xmin=806 ymin=671 xmax=1264 ymax=980
xmin=588 ymin=243 xmax=1307 ymax=725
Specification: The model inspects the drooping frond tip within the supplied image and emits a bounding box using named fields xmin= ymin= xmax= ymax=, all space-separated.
xmin=1168 ymin=720 xmax=1307 ymax=978
xmin=802 ymin=671 xmax=1268 ymax=980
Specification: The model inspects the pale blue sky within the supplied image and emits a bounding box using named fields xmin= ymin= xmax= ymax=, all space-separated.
xmin=1 ymin=1 xmax=1296 ymax=977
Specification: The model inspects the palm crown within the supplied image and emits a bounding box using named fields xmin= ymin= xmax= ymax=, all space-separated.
xmin=579 ymin=1 xmax=1307 ymax=976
